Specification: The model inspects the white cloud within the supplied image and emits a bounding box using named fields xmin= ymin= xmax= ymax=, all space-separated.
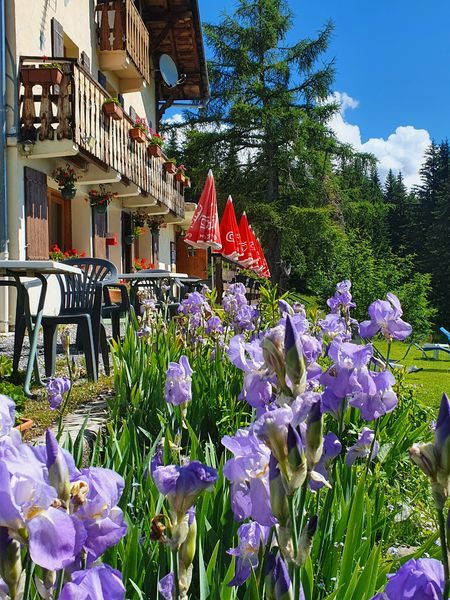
xmin=329 ymin=92 xmax=431 ymax=188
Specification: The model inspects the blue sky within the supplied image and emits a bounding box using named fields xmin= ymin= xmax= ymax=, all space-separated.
xmin=186 ymin=0 xmax=450 ymax=186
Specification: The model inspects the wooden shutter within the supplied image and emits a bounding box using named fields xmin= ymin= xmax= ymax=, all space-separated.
xmin=97 ymin=71 xmax=107 ymax=89
xmin=51 ymin=18 xmax=64 ymax=57
xmin=24 ymin=167 xmax=49 ymax=260
xmin=129 ymin=107 xmax=137 ymax=122
xmin=92 ymin=209 xmax=107 ymax=259
xmin=81 ymin=51 xmax=91 ymax=74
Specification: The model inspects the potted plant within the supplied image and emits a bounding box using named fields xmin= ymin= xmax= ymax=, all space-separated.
xmin=129 ymin=117 xmax=149 ymax=143
xmin=147 ymin=130 xmax=164 ymax=158
xmin=175 ymin=164 xmax=186 ymax=183
xmin=133 ymin=258 xmax=154 ymax=272
xmin=88 ymin=185 xmax=117 ymax=213
xmin=124 ymin=226 xmax=144 ymax=245
xmin=49 ymin=245 xmax=86 ymax=261
xmin=183 ymin=176 xmax=191 ymax=188
xmin=131 ymin=211 xmax=147 ymax=227
xmin=102 ymin=97 xmax=123 ymax=121
xmin=163 ymin=157 xmax=177 ymax=174
xmin=21 ymin=59 xmax=63 ymax=86
xmin=52 ymin=163 xmax=79 ymax=199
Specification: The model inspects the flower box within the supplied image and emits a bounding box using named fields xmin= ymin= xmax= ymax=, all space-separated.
xmin=183 ymin=177 xmax=191 ymax=188
xmin=106 ymin=232 xmax=118 ymax=246
xmin=103 ymin=101 xmax=123 ymax=121
xmin=20 ymin=66 xmax=63 ymax=86
xmin=175 ymin=172 xmax=186 ymax=183
xmin=164 ymin=161 xmax=177 ymax=174
xmin=148 ymin=144 xmax=163 ymax=158
xmin=130 ymin=128 xmax=147 ymax=143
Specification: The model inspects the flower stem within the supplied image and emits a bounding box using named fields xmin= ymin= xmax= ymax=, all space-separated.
xmin=364 ymin=419 xmax=379 ymax=479
xmin=173 ymin=549 xmax=180 ymax=600
xmin=437 ymin=509 xmax=450 ymax=598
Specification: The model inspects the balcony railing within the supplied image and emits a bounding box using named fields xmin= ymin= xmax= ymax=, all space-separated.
xmin=96 ymin=0 xmax=150 ymax=90
xmin=19 ymin=58 xmax=184 ymax=219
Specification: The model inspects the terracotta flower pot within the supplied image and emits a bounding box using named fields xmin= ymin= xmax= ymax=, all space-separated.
xmin=164 ymin=162 xmax=177 ymax=174
xmin=147 ymin=144 xmax=163 ymax=158
xmin=21 ymin=67 xmax=63 ymax=86
xmin=15 ymin=417 xmax=34 ymax=433
xmin=175 ymin=172 xmax=186 ymax=183
xmin=129 ymin=128 xmax=147 ymax=143
xmin=183 ymin=177 xmax=191 ymax=188
xmin=103 ymin=102 xmax=123 ymax=121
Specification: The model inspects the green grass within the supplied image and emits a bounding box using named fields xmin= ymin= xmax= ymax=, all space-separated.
xmin=375 ymin=339 xmax=450 ymax=408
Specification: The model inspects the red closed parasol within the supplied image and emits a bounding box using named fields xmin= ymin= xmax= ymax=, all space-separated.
xmin=255 ymin=236 xmax=271 ymax=278
xmin=214 ymin=196 xmax=243 ymax=261
xmin=184 ymin=170 xmax=222 ymax=250
xmin=238 ymin=212 xmax=256 ymax=268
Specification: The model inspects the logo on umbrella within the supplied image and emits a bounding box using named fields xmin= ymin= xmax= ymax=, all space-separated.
xmin=226 ymin=231 xmax=235 ymax=243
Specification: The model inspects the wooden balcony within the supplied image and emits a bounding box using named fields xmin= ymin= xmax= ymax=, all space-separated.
xmin=19 ymin=58 xmax=185 ymax=219
xmin=96 ymin=0 xmax=150 ymax=93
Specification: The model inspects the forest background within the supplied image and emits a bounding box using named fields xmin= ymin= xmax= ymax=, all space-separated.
xmin=163 ymin=0 xmax=449 ymax=339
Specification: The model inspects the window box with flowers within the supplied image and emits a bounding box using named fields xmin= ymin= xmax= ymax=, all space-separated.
xmin=49 ymin=245 xmax=86 ymax=261
xmin=52 ymin=163 xmax=79 ymax=199
xmin=147 ymin=130 xmax=164 ymax=158
xmin=183 ymin=176 xmax=191 ymax=188
xmin=102 ymin=97 xmax=123 ymax=121
xmin=88 ymin=185 xmax=117 ymax=213
xmin=175 ymin=164 xmax=187 ymax=183
xmin=133 ymin=258 xmax=154 ymax=272
xmin=20 ymin=60 xmax=63 ymax=86
xmin=129 ymin=117 xmax=149 ymax=143
xmin=163 ymin=158 xmax=177 ymax=174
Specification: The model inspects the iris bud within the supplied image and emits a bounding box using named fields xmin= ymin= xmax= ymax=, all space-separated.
xmin=287 ymin=425 xmax=307 ymax=493
xmin=284 ymin=315 xmax=306 ymax=395
xmin=297 ymin=515 xmax=318 ymax=566
xmin=305 ymin=401 xmax=323 ymax=470
xmin=269 ymin=455 xmax=289 ymax=525
xmin=46 ymin=430 xmax=70 ymax=505
xmin=263 ymin=328 xmax=286 ymax=384
xmin=0 ymin=528 xmax=22 ymax=600
xmin=435 ymin=393 xmax=450 ymax=475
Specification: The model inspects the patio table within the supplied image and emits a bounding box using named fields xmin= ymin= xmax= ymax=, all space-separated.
xmin=118 ymin=271 xmax=188 ymax=312
xmin=0 ymin=260 xmax=82 ymax=398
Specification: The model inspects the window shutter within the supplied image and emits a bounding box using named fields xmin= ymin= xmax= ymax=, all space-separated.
xmin=97 ymin=70 xmax=107 ymax=89
xmin=24 ymin=167 xmax=49 ymax=260
xmin=92 ymin=209 xmax=107 ymax=259
xmin=51 ymin=18 xmax=64 ymax=57
xmin=81 ymin=51 xmax=91 ymax=74
xmin=129 ymin=107 xmax=137 ymax=122
xmin=118 ymin=94 xmax=124 ymax=107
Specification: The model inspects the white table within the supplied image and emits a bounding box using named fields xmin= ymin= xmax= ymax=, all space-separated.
xmin=0 ymin=261 xmax=81 ymax=397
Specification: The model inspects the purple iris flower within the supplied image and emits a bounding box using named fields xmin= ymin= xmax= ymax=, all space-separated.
xmin=0 ymin=461 xmax=78 ymax=571
xmin=293 ymin=302 xmax=306 ymax=316
xmin=164 ymin=356 xmax=193 ymax=406
xmin=265 ymin=551 xmax=297 ymax=599
xmin=222 ymin=428 xmax=275 ymax=526
xmin=370 ymin=558 xmax=444 ymax=600
xmin=234 ymin=305 xmax=259 ymax=332
xmin=158 ymin=572 xmax=175 ymax=600
xmin=205 ymin=315 xmax=223 ymax=335
xmin=153 ymin=461 xmax=217 ymax=517
xmin=326 ymin=280 xmax=356 ymax=314
xmin=278 ymin=299 xmax=294 ymax=316
xmin=318 ymin=313 xmax=349 ymax=339
xmin=179 ymin=292 xmax=211 ymax=316
xmin=346 ymin=428 xmax=379 ymax=467
xmin=0 ymin=395 xmax=15 ymax=437
xmin=359 ymin=293 xmax=412 ymax=341
xmin=348 ymin=370 xmax=398 ymax=421
xmin=277 ymin=313 xmax=310 ymax=336
xmin=228 ymin=334 xmax=265 ymax=373
xmin=59 ymin=564 xmax=125 ymax=600
xmin=310 ymin=432 xmax=342 ymax=491
xmin=239 ymin=371 xmax=273 ymax=408
xmin=46 ymin=376 xmax=70 ymax=410
xmin=222 ymin=284 xmax=248 ymax=320
xmin=227 ymin=521 xmax=270 ymax=586
xmin=69 ymin=467 xmax=127 ymax=565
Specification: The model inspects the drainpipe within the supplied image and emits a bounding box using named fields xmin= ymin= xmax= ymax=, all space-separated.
xmin=0 ymin=0 xmax=8 ymax=332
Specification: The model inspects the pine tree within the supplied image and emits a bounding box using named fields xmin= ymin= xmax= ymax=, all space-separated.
xmin=384 ymin=170 xmax=409 ymax=252
xmin=177 ymin=0 xmax=336 ymax=283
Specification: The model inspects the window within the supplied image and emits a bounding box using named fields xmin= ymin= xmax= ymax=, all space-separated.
xmin=48 ymin=189 xmax=72 ymax=251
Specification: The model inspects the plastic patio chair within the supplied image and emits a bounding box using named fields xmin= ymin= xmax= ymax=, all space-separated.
xmin=13 ymin=258 xmax=129 ymax=380
xmin=440 ymin=327 xmax=450 ymax=343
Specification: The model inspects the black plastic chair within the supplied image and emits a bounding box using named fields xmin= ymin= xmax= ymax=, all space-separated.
xmin=13 ymin=258 xmax=129 ymax=380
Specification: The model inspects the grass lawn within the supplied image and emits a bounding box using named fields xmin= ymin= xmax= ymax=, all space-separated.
xmin=375 ymin=339 xmax=450 ymax=408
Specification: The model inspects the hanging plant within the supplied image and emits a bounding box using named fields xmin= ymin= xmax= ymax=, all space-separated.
xmin=148 ymin=216 xmax=165 ymax=233
xmin=131 ymin=211 xmax=147 ymax=227
xmin=52 ymin=163 xmax=79 ymax=199
xmin=88 ymin=185 xmax=117 ymax=213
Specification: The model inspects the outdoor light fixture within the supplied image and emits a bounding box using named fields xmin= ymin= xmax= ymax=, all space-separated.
xmin=18 ymin=139 xmax=35 ymax=158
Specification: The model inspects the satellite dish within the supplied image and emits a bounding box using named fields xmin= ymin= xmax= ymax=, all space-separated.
xmin=159 ymin=54 xmax=180 ymax=87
